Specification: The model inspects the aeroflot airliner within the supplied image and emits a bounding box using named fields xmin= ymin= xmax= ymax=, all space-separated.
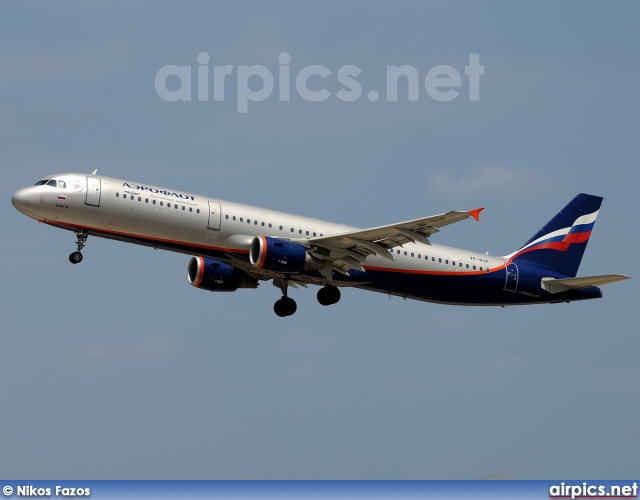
xmin=12 ymin=172 xmax=629 ymax=316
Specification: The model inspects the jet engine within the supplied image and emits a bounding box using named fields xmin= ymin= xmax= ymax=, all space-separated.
xmin=187 ymin=257 xmax=258 ymax=292
xmin=249 ymin=236 xmax=321 ymax=273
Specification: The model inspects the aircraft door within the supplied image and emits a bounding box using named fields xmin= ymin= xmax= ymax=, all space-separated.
xmin=85 ymin=177 xmax=101 ymax=206
xmin=207 ymin=200 xmax=221 ymax=230
xmin=504 ymin=262 xmax=519 ymax=292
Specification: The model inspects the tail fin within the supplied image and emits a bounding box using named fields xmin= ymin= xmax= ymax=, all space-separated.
xmin=506 ymin=193 xmax=602 ymax=277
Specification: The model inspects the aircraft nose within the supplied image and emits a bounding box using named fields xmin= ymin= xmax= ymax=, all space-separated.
xmin=11 ymin=187 xmax=32 ymax=213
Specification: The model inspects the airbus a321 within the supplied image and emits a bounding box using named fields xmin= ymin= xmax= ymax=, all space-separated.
xmin=12 ymin=172 xmax=629 ymax=316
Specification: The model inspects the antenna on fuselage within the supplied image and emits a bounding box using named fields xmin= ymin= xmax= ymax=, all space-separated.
xmin=91 ymin=169 xmax=98 ymax=175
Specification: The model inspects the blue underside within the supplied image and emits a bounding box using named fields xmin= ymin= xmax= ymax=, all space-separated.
xmin=65 ymin=224 xmax=602 ymax=306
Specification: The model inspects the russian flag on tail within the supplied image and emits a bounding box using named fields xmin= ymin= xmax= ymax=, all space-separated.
xmin=506 ymin=193 xmax=602 ymax=277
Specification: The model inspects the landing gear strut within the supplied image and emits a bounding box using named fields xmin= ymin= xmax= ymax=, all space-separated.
xmin=317 ymin=284 xmax=341 ymax=306
xmin=69 ymin=230 xmax=88 ymax=264
xmin=273 ymin=279 xmax=297 ymax=317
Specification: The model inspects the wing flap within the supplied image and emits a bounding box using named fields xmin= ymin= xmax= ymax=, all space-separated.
xmin=304 ymin=208 xmax=483 ymax=276
xmin=541 ymin=274 xmax=630 ymax=294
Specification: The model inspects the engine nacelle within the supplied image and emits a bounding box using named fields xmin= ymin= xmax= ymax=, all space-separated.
xmin=187 ymin=257 xmax=258 ymax=292
xmin=249 ymin=236 xmax=320 ymax=273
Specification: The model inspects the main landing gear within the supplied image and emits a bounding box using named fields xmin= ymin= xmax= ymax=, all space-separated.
xmin=272 ymin=280 xmax=342 ymax=317
xmin=317 ymin=284 xmax=341 ymax=306
xmin=68 ymin=230 xmax=88 ymax=264
xmin=274 ymin=296 xmax=297 ymax=317
xmin=273 ymin=279 xmax=297 ymax=317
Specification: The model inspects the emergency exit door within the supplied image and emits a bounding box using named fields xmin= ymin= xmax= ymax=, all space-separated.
xmin=207 ymin=200 xmax=221 ymax=229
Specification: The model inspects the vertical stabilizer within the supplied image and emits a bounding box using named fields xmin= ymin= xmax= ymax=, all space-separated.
xmin=506 ymin=193 xmax=602 ymax=277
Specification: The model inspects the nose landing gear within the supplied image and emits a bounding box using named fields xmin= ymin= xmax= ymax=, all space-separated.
xmin=69 ymin=230 xmax=88 ymax=264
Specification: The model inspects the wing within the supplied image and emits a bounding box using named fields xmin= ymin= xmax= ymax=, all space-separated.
xmin=305 ymin=208 xmax=484 ymax=275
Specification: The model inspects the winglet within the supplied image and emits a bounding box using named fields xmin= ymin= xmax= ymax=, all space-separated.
xmin=468 ymin=207 xmax=484 ymax=222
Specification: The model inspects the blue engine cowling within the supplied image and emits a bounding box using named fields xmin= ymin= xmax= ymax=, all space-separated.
xmin=249 ymin=236 xmax=319 ymax=273
xmin=187 ymin=257 xmax=258 ymax=292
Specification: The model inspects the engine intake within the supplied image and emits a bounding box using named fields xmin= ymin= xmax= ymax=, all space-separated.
xmin=249 ymin=236 xmax=320 ymax=273
xmin=187 ymin=257 xmax=258 ymax=292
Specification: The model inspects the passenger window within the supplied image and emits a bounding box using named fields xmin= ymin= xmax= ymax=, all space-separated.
xmin=254 ymin=221 xmax=258 ymax=225
xmin=196 ymin=209 xmax=200 ymax=213
xmin=145 ymin=199 xmax=149 ymax=203
xmin=189 ymin=207 xmax=193 ymax=212
xmin=299 ymin=229 xmax=302 ymax=234
xmin=404 ymin=251 xmax=407 ymax=256
xmin=233 ymin=216 xmax=236 ymax=220
xmin=279 ymin=225 xmax=283 ymax=230
xmin=452 ymin=261 xmax=455 ymax=266
xmin=225 ymin=215 xmax=229 ymax=219
xmin=438 ymin=258 xmax=442 ymax=263
xmin=473 ymin=265 xmax=476 ymax=270
xmin=138 ymin=197 xmax=141 ymax=201
xmin=247 ymin=219 xmax=250 ymax=223
xmin=411 ymin=253 xmax=414 ymax=257
xmin=160 ymin=202 xmax=163 ymax=206
xmin=116 ymin=193 xmax=120 ymax=197
xmin=240 ymin=218 xmax=243 ymax=222
xmin=291 ymin=228 xmax=294 ymax=232
xmin=182 ymin=206 xmax=185 ymax=210
xmin=123 ymin=194 xmax=127 ymax=199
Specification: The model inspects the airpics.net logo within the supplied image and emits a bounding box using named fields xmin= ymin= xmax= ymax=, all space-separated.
xmin=155 ymin=52 xmax=484 ymax=113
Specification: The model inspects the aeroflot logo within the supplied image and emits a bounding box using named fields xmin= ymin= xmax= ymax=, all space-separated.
xmin=122 ymin=183 xmax=195 ymax=201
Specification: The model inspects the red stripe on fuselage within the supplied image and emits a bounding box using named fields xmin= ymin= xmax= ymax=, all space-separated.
xmin=41 ymin=220 xmax=250 ymax=255
xmin=364 ymin=263 xmax=506 ymax=276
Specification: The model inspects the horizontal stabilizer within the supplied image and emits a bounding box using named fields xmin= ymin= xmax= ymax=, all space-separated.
xmin=541 ymin=274 xmax=630 ymax=294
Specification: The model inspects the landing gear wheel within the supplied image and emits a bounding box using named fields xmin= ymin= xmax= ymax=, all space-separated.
xmin=69 ymin=230 xmax=89 ymax=264
xmin=69 ymin=251 xmax=83 ymax=264
xmin=274 ymin=296 xmax=297 ymax=317
xmin=317 ymin=285 xmax=341 ymax=306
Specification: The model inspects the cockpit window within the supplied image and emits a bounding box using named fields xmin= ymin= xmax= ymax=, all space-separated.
xmin=34 ymin=179 xmax=67 ymax=188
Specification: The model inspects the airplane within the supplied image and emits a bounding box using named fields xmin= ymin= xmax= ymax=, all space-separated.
xmin=11 ymin=172 xmax=629 ymax=316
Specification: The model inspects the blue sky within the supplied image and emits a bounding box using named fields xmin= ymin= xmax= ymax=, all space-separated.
xmin=1 ymin=1 xmax=638 ymax=479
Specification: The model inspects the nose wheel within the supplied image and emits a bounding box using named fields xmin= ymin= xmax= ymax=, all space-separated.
xmin=69 ymin=230 xmax=88 ymax=264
